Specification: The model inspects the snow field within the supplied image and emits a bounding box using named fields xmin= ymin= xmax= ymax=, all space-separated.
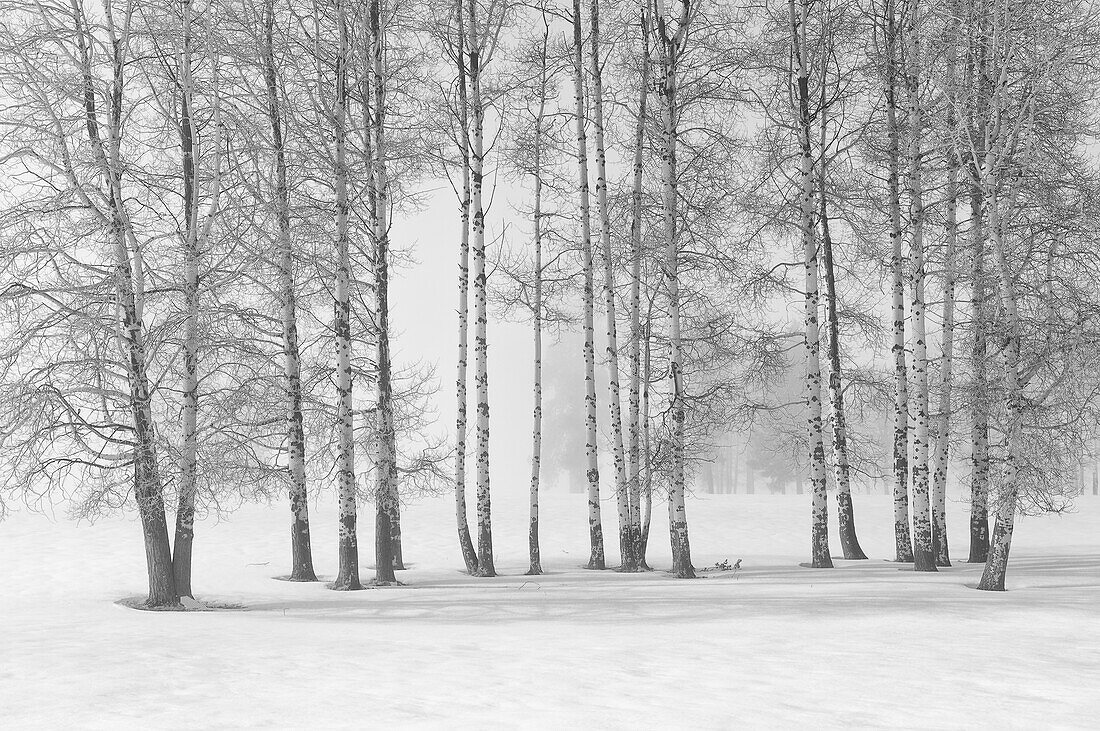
xmin=1 ymin=489 xmax=1097 ymax=728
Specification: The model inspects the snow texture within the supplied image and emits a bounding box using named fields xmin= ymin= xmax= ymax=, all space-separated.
xmin=2 ymin=491 xmax=1097 ymax=727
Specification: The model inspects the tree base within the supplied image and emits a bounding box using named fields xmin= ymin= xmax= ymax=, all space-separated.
xmin=367 ymin=578 xmax=404 ymax=588
xmin=913 ymin=550 xmax=938 ymax=572
xmin=117 ymin=596 xmax=243 ymax=611
xmin=327 ymin=578 xmax=364 ymax=591
xmin=525 ymin=565 xmax=544 ymax=576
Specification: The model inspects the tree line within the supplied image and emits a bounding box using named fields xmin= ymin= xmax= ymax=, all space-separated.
xmin=0 ymin=0 xmax=1098 ymax=607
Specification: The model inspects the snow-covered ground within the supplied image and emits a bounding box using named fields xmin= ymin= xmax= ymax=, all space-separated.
xmin=2 ymin=488 xmax=1097 ymax=728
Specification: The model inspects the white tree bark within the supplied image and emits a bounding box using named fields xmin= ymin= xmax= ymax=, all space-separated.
xmin=451 ymin=0 xmax=478 ymax=575
xmin=655 ymin=0 xmax=693 ymax=578
xmin=331 ymin=0 xmax=361 ymax=591
xmin=369 ymin=0 xmax=399 ymax=584
xmin=263 ymin=0 xmax=317 ymax=583
xmin=173 ymin=0 xmax=223 ymax=598
xmin=588 ymin=0 xmax=634 ymax=572
xmin=527 ymin=11 xmax=551 ymax=577
xmin=904 ymin=0 xmax=936 ymax=572
xmin=570 ymin=0 xmax=605 ymax=570
xmin=790 ymin=0 xmax=831 ymax=569
xmin=931 ymin=161 xmax=957 ymax=569
xmin=884 ymin=0 xmax=913 ymax=563
xmin=468 ymin=0 xmax=496 ymax=577
xmin=627 ymin=3 xmax=650 ymax=570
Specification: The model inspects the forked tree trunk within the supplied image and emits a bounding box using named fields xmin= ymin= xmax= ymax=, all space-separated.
xmin=264 ymin=0 xmax=317 ymax=583
xmin=330 ymin=0 xmax=361 ymax=592
xmin=790 ymin=0 xmax=831 ymax=569
xmin=173 ymin=0 xmax=223 ymax=598
xmin=571 ymin=0 xmax=605 ymax=571
xmin=904 ymin=0 xmax=935 ymax=573
xmin=968 ymin=188 xmax=991 ymax=563
xmin=588 ymin=0 xmax=634 ymax=572
xmin=655 ymin=0 xmax=693 ymax=578
xmin=931 ymin=160 xmax=957 ymax=568
xmin=452 ymin=0 xmax=478 ymax=575
xmin=173 ymin=0 xmax=200 ymax=599
xmin=884 ymin=0 xmax=913 ymax=562
xmin=817 ymin=97 xmax=865 ymax=560
xmin=72 ymin=1 xmax=178 ymax=607
xmin=468 ymin=0 xmax=496 ymax=577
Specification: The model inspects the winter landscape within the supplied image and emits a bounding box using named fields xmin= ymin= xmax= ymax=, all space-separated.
xmin=2 ymin=0 xmax=1100 ymax=726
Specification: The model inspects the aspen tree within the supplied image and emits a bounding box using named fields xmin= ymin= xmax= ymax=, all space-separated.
xmin=526 ymin=6 xmax=552 ymax=578
xmin=930 ymin=22 xmax=960 ymax=567
xmin=639 ymin=320 xmax=655 ymax=566
xmin=929 ymin=176 xmax=956 ymax=568
xmin=570 ymin=0 xmax=605 ymax=570
xmin=77 ymin=0 xmax=179 ymax=605
xmin=172 ymin=0 xmax=224 ymax=598
xmin=627 ymin=2 xmax=651 ymax=569
xmin=0 ymin=0 xmax=187 ymax=606
xmin=588 ymin=0 xmax=634 ymax=571
xmin=959 ymin=0 xmax=991 ymax=565
xmin=790 ymin=0 xmax=831 ymax=569
xmin=330 ymin=0 xmax=362 ymax=591
xmin=903 ymin=0 xmax=936 ymax=572
xmin=815 ymin=20 xmax=866 ymax=561
xmin=447 ymin=0 xmax=479 ymax=575
xmin=263 ymin=0 xmax=318 ymax=583
xmin=653 ymin=0 xmax=694 ymax=578
xmin=468 ymin=0 xmax=497 ymax=577
xmin=368 ymin=0 xmax=399 ymax=584
xmin=883 ymin=0 xmax=914 ymax=562
xmin=968 ymin=190 xmax=991 ymax=563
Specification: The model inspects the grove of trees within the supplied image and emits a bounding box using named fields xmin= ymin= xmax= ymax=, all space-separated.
xmin=1 ymin=0 xmax=1098 ymax=606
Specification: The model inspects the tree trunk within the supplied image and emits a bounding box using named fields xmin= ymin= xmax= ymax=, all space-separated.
xmin=627 ymin=5 xmax=651 ymax=571
xmin=885 ymin=0 xmax=913 ymax=563
xmin=451 ymin=0 xmax=478 ymax=576
xmin=639 ymin=321 xmax=654 ymax=569
xmin=588 ymin=0 xmax=634 ymax=572
xmin=977 ymin=195 xmax=1020 ymax=592
xmin=468 ymin=0 xmax=496 ymax=577
xmin=330 ymin=0 xmax=361 ymax=592
xmin=72 ymin=1 xmax=178 ymax=606
xmin=571 ymin=0 xmax=605 ymax=571
xmin=790 ymin=0 xmax=831 ymax=569
xmin=931 ymin=161 xmax=957 ymax=568
xmin=527 ymin=17 xmax=550 ymax=577
xmin=368 ymin=0 xmax=398 ymax=585
xmin=904 ymin=0 xmax=935 ymax=573
xmin=967 ymin=188 xmax=990 ymax=563
xmin=656 ymin=0 xmax=693 ymax=578
xmin=818 ymin=129 xmax=866 ymax=561
xmin=264 ymin=0 xmax=316 ymax=583
xmin=173 ymin=0 xmax=200 ymax=599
